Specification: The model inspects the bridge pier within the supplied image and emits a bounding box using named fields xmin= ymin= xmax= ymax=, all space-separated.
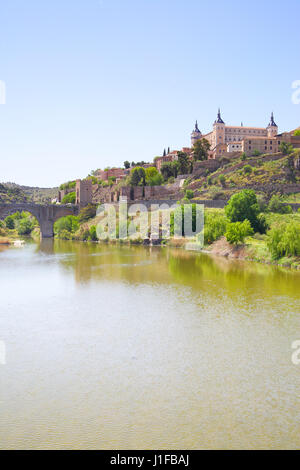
xmin=39 ymin=220 xmax=55 ymax=238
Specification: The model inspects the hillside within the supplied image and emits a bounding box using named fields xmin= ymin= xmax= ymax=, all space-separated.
xmin=186 ymin=151 xmax=300 ymax=202
xmin=0 ymin=183 xmax=57 ymax=204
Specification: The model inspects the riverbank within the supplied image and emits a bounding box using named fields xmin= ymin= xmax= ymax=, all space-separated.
xmin=83 ymin=204 xmax=300 ymax=269
xmin=206 ymin=236 xmax=300 ymax=270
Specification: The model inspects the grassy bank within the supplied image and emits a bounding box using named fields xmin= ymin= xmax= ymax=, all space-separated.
xmin=204 ymin=208 xmax=300 ymax=269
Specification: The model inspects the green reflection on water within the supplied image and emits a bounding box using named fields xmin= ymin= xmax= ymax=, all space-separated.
xmin=37 ymin=239 xmax=300 ymax=301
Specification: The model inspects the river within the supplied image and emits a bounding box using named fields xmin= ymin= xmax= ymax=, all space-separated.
xmin=0 ymin=240 xmax=299 ymax=449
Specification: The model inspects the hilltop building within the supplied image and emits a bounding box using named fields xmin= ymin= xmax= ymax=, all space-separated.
xmin=191 ymin=109 xmax=280 ymax=157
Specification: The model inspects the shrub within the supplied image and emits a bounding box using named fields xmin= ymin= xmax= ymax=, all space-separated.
xmin=17 ymin=218 xmax=33 ymax=235
xmin=243 ymin=165 xmax=252 ymax=174
xmin=57 ymin=229 xmax=73 ymax=240
xmin=59 ymin=181 xmax=76 ymax=191
xmin=62 ymin=192 xmax=76 ymax=204
xmin=89 ymin=225 xmax=98 ymax=241
xmin=241 ymin=152 xmax=247 ymax=161
xmin=255 ymin=213 xmax=269 ymax=234
xmin=207 ymin=176 xmax=213 ymax=185
xmin=253 ymin=149 xmax=261 ymax=156
xmin=78 ymin=204 xmax=97 ymax=223
xmin=87 ymin=175 xmax=99 ymax=185
xmin=4 ymin=215 xmax=15 ymax=229
xmin=185 ymin=189 xmax=194 ymax=200
xmin=211 ymin=190 xmax=225 ymax=200
xmin=204 ymin=212 xmax=227 ymax=244
xmin=267 ymin=222 xmax=300 ymax=259
xmin=148 ymin=173 xmax=164 ymax=186
xmin=268 ymin=195 xmax=293 ymax=214
xmin=80 ymin=229 xmax=91 ymax=241
xmin=219 ymin=174 xmax=226 ymax=187
xmin=257 ymin=194 xmax=268 ymax=212
xmin=281 ymin=223 xmax=300 ymax=256
xmin=225 ymin=220 xmax=254 ymax=244
xmin=54 ymin=215 xmax=79 ymax=234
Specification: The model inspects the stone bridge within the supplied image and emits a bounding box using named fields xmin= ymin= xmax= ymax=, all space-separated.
xmin=0 ymin=203 xmax=79 ymax=238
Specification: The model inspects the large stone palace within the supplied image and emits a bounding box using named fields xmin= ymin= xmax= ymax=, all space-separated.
xmin=190 ymin=109 xmax=299 ymax=158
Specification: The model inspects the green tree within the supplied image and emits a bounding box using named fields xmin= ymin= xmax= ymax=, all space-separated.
xmin=161 ymin=161 xmax=179 ymax=180
xmin=204 ymin=212 xmax=227 ymax=244
xmin=124 ymin=161 xmax=130 ymax=169
xmin=17 ymin=218 xmax=33 ymax=235
xmin=225 ymin=190 xmax=265 ymax=233
xmin=129 ymin=166 xmax=146 ymax=186
xmin=177 ymin=152 xmax=191 ymax=174
xmin=149 ymin=173 xmax=164 ymax=186
xmin=145 ymin=167 xmax=159 ymax=183
xmin=279 ymin=142 xmax=293 ymax=155
xmin=267 ymin=222 xmax=300 ymax=259
xmin=293 ymin=129 xmax=300 ymax=136
xmin=145 ymin=167 xmax=163 ymax=186
xmin=193 ymin=138 xmax=210 ymax=161
xmin=225 ymin=220 xmax=254 ymax=244
xmin=4 ymin=215 xmax=15 ymax=229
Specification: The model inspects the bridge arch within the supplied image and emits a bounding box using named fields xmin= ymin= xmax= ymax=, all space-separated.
xmin=0 ymin=203 xmax=79 ymax=238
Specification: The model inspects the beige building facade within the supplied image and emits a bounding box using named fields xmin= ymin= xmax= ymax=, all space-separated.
xmin=191 ymin=110 xmax=279 ymax=157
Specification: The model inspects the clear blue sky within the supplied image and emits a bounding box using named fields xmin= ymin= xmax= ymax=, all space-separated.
xmin=0 ymin=0 xmax=299 ymax=187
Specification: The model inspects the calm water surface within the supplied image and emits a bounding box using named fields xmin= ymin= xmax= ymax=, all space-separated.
xmin=0 ymin=240 xmax=299 ymax=449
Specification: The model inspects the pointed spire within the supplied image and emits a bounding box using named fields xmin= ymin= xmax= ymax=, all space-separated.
xmin=268 ymin=111 xmax=277 ymax=127
xmin=163 ymin=148 xmax=166 ymax=157
xmin=215 ymin=108 xmax=224 ymax=124
xmin=193 ymin=120 xmax=201 ymax=133
xmin=241 ymin=122 xmax=243 ymax=127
